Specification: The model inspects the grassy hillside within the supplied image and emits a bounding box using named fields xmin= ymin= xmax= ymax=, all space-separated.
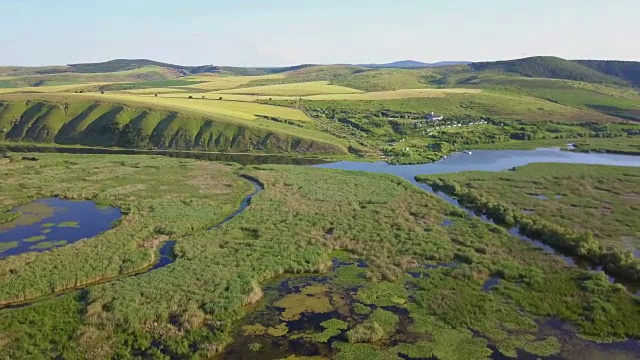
xmin=0 ymin=66 xmax=181 ymax=88
xmin=1 ymin=57 xmax=638 ymax=163
xmin=68 ymin=59 xmax=193 ymax=73
xmin=0 ymin=95 xmax=347 ymax=154
xmin=470 ymin=57 xmax=627 ymax=85
xmin=575 ymin=60 xmax=640 ymax=87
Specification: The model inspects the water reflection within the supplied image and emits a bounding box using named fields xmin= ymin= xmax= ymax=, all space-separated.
xmin=0 ymin=145 xmax=328 ymax=166
xmin=0 ymin=198 xmax=121 ymax=259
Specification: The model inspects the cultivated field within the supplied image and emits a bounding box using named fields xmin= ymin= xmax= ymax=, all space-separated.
xmin=0 ymin=60 xmax=638 ymax=163
xmin=0 ymin=82 xmax=112 ymax=94
xmin=182 ymin=74 xmax=286 ymax=90
xmin=91 ymin=93 xmax=311 ymax=122
xmin=304 ymin=88 xmax=481 ymax=100
xmin=219 ymin=81 xmax=363 ymax=96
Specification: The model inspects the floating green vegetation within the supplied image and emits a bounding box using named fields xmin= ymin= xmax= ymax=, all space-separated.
xmin=301 ymin=285 xmax=328 ymax=295
xmin=492 ymin=333 xmax=561 ymax=358
xmin=57 ymin=221 xmax=80 ymax=228
xmin=345 ymin=309 xmax=400 ymax=344
xmin=41 ymin=229 xmax=52 ymax=234
xmin=332 ymin=342 xmax=398 ymax=360
xmin=242 ymin=324 xmax=268 ymax=336
xmin=41 ymin=223 xmax=56 ymax=228
xmin=29 ymin=240 xmax=67 ymax=250
xmin=273 ymin=286 xmax=334 ymax=321
xmin=248 ymin=342 xmax=262 ymax=352
xmin=368 ymin=309 xmax=399 ymax=334
xmin=333 ymin=264 xmax=368 ymax=287
xmin=405 ymin=303 xmax=506 ymax=359
xmin=0 ymin=241 xmax=19 ymax=253
xmin=356 ymin=280 xmax=408 ymax=307
xmin=313 ymin=319 xmax=349 ymax=343
xmin=0 ymin=203 xmax=55 ymax=232
xmin=242 ymin=323 xmax=289 ymax=337
xmin=353 ymin=303 xmax=372 ymax=315
xmin=267 ymin=323 xmax=289 ymax=337
xmin=321 ymin=318 xmax=349 ymax=331
xmin=23 ymin=235 xmax=47 ymax=243
xmin=0 ymin=211 xmax=19 ymax=225
xmin=346 ymin=321 xmax=386 ymax=343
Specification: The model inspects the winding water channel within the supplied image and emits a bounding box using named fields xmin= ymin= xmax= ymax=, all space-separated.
xmin=0 ymin=178 xmax=264 ymax=309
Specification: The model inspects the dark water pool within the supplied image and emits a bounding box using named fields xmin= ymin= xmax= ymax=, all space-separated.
xmin=0 ymin=198 xmax=121 ymax=259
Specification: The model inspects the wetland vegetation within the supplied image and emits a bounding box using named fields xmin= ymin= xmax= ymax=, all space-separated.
xmin=1 ymin=153 xmax=639 ymax=359
xmin=418 ymin=163 xmax=640 ymax=282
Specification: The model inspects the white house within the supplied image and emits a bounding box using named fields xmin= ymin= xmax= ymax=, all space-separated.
xmin=426 ymin=112 xmax=444 ymax=121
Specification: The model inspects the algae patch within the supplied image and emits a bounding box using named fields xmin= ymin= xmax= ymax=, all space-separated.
xmin=273 ymin=286 xmax=333 ymax=321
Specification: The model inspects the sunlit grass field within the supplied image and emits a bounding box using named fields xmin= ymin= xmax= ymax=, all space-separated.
xmin=219 ymin=81 xmax=363 ymax=96
xmin=304 ymin=88 xmax=481 ymax=100
xmin=182 ymin=74 xmax=286 ymax=91
xmin=90 ymin=93 xmax=312 ymax=121
xmin=0 ymin=63 xmax=638 ymax=162
xmin=0 ymin=82 xmax=112 ymax=94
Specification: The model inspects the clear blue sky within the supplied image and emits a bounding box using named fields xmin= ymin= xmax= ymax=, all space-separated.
xmin=0 ymin=0 xmax=637 ymax=66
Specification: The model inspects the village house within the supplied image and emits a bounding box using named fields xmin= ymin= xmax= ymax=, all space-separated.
xmin=426 ymin=112 xmax=444 ymax=121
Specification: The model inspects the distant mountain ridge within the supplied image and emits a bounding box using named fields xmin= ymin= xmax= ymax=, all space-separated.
xmin=357 ymin=60 xmax=471 ymax=68
xmin=3 ymin=57 xmax=639 ymax=88
xmin=470 ymin=56 xmax=633 ymax=86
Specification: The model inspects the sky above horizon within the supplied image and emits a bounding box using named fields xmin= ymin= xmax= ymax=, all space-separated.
xmin=0 ymin=0 xmax=638 ymax=67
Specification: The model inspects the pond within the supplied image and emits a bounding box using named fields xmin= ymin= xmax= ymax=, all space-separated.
xmin=0 ymin=198 xmax=122 ymax=259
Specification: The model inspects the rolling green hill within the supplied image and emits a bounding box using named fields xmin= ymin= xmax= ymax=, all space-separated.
xmin=68 ymin=59 xmax=194 ymax=73
xmin=1 ymin=56 xmax=638 ymax=163
xmin=0 ymin=66 xmax=182 ymax=88
xmin=5 ymin=59 xmax=316 ymax=78
xmin=575 ymin=60 xmax=640 ymax=87
xmin=0 ymin=96 xmax=346 ymax=154
xmin=469 ymin=56 xmax=627 ymax=85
